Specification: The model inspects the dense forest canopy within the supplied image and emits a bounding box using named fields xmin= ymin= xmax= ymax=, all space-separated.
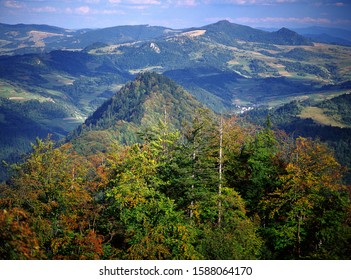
xmin=1 ymin=108 xmax=350 ymax=259
xmin=244 ymin=93 xmax=351 ymax=183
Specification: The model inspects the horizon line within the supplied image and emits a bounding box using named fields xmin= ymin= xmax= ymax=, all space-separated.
xmin=1 ymin=20 xmax=351 ymax=32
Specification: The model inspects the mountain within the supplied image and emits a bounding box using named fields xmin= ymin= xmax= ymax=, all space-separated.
xmin=292 ymin=26 xmax=351 ymax=46
xmin=305 ymin=33 xmax=351 ymax=46
xmin=0 ymin=50 xmax=133 ymax=116
xmin=0 ymin=21 xmax=312 ymax=56
xmin=1 ymin=22 xmax=351 ymax=260
xmin=0 ymin=23 xmax=78 ymax=55
xmin=67 ymin=72 xmax=209 ymax=153
xmin=0 ymin=50 xmax=132 ymax=179
xmin=272 ymin=27 xmax=312 ymax=45
xmin=73 ymin=25 xmax=179 ymax=48
xmin=202 ymin=20 xmax=312 ymax=46
xmin=0 ymin=20 xmax=351 ymax=181
xmin=85 ymin=72 xmax=204 ymax=128
xmin=1 ymin=21 xmax=350 ymax=115
xmin=0 ymin=23 xmax=71 ymax=37
xmin=259 ymin=26 xmax=351 ymax=46
xmin=0 ymin=23 xmax=179 ymax=55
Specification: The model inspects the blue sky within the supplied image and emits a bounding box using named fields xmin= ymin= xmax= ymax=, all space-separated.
xmin=0 ymin=0 xmax=350 ymax=30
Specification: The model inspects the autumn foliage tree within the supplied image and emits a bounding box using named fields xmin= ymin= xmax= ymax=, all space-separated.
xmin=0 ymin=208 xmax=43 ymax=259
xmin=1 ymin=118 xmax=350 ymax=260
xmin=0 ymin=137 xmax=104 ymax=259
xmin=261 ymin=137 xmax=351 ymax=259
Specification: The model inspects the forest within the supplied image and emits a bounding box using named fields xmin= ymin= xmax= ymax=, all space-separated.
xmin=244 ymin=94 xmax=351 ymax=184
xmin=1 ymin=110 xmax=350 ymax=260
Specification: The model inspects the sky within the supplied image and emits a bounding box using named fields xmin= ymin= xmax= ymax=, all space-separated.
xmin=0 ymin=0 xmax=350 ymax=30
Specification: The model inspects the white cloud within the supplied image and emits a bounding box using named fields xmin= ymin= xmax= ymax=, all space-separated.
xmin=98 ymin=9 xmax=125 ymax=14
xmin=127 ymin=5 xmax=149 ymax=9
xmin=64 ymin=5 xmax=124 ymax=15
xmin=83 ymin=0 xmax=101 ymax=3
xmin=275 ymin=0 xmax=297 ymax=3
xmin=225 ymin=0 xmax=249 ymax=4
xmin=176 ymin=0 xmax=197 ymax=6
xmin=127 ymin=0 xmax=161 ymax=4
xmin=75 ymin=6 xmax=91 ymax=14
xmin=312 ymin=1 xmax=348 ymax=8
xmin=109 ymin=0 xmax=164 ymax=4
xmin=334 ymin=19 xmax=351 ymax=25
xmin=208 ymin=0 xmax=299 ymax=4
xmin=4 ymin=0 xmax=24 ymax=8
xmin=32 ymin=6 xmax=58 ymax=13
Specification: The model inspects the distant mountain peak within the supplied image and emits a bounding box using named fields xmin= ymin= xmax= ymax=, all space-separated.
xmin=276 ymin=27 xmax=297 ymax=35
xmin=201 ymin=20 xmax=311 ymax=46
xmin=214 ymin=20 xmax=232 ymax=25
xmin=278 ymin=27 xmax=291 ymax=31
xmin=273 ymin=27 xmax=312 ymax=45
xmin=204 ymin=20 xmax=248 ymax=30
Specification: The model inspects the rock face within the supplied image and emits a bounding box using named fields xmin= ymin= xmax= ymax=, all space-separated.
xmin=149 ymin=42 xmax=161 ymax=53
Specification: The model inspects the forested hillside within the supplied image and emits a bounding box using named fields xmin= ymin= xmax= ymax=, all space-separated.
xmin=1 ymin=21 xmax=350 ymax=182
xmin=67 ymin=72 xmax=209 ymax=154
xmin=1 ymin=73 xmax=350 ymax=260
xmin=1 ymin=114 xmax=350 ymax=260
xmin=244 ymin=93 xmax=351 ymax=183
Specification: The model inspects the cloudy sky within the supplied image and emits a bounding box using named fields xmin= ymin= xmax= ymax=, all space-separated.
xmin=0 ymin=0 xmax=350 ymax=30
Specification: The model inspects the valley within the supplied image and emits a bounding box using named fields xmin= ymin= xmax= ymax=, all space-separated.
xmin=1 ymin=0 xmax=351 ymax=262
xmin=0 ymin=18 xmax=351 ymax=259
xmin=1 ymin=71 xmax=350 ymax=260
xmin=0 ymin=20 xmax=351 ymax=181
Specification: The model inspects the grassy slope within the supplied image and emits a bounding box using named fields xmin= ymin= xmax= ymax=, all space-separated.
xmin=298 ymin=106 xmax=350 ymax=128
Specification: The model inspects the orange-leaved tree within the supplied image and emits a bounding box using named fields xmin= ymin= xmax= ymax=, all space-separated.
xmin=0 ymin=136 xmax=104 ymax=259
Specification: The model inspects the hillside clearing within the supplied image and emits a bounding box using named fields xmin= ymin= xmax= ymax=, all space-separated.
xmin=299 ymin=106 xmax=350 ymax=128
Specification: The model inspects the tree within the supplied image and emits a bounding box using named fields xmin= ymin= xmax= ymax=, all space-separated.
xmin=0 ymin=136 xmax=104 ymax=259
xmin=140 ymin=109 xmax=219 ymax=220
xmin=225 ymin=121 xmax=281 ymax=216
xmin=197 ymin=187 xmax=262 ymax=259
xmin=191 ymin=116 xmax=263 ymax=259
xmin=179 ymin=108 xmax=219 ymax=219
xmin=105 ymin=143 xmax=201 ymax=259
xmin=261 ymin=137 xmax=351 ymax=259
xmin=0 ymin=208 xmax=43 ymax=259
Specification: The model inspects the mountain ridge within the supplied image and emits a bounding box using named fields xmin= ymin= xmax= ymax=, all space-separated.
xmin=0 ymin=20 xmax=312 ymax=56
xmin=75 ymin=72 xmax=207 ymax=131
xmin=199 ymin=20 xmax=312 ymax=46
xmin=259 ymin=26 xmax=351 ymax=46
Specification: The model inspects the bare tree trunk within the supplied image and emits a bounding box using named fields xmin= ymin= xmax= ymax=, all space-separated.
xmin=190 ymin=151 xmax=196 ymax=218
xmin=218 ymin=115 xmax=223 ymax=227
xmin=297 ymin=213 xmax=302 ymax=258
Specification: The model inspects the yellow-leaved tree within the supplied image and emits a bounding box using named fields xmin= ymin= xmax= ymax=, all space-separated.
xmin=261 ymin=137 xmax=351 ymax=259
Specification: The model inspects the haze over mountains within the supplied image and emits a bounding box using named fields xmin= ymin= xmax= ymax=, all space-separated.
xmin=0 ymin=20 xmax=351 ymax=180
xmin=259 ymin=26 xmax=351 ymax=46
